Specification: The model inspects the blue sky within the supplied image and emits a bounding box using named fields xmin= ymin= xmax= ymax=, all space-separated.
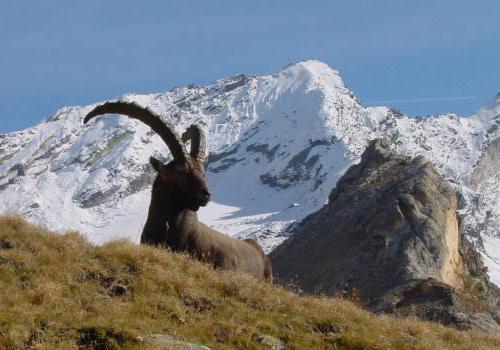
xmin=0 ymin=1 xmax=499 ymax=132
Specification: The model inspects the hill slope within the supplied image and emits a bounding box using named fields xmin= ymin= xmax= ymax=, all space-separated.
xmin=1 ymin=215 xmax=500 ymax=349
xmin=1 ymin=60 xmax=500 ymax=283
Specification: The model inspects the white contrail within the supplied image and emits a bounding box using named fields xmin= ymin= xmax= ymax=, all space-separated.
xmin=366 ymin=95 xmax=480 ymax=104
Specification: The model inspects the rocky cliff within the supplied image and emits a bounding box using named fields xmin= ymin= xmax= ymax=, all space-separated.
xmin=271 ymin=139 xmax=500 ymax=334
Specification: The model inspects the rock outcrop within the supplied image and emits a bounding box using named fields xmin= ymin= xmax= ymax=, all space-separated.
xmin=271 ymin=139 xmax=500 ymax=334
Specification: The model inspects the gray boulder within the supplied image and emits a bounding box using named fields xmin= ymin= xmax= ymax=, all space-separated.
xmin=150 ymin=334 xmax=211 ymax=350
xmin=271 ymin=139 xmax=500 ymax=334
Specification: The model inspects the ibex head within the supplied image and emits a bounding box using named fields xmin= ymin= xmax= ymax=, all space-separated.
xmin=84 ymin=101 xmax=210 ymax=211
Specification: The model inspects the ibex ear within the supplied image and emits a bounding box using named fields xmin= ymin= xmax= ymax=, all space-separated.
xmin=149 ymin=156 xmax=163 ymax=172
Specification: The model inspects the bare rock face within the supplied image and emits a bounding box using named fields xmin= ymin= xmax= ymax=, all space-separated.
xmin=271 ymin=139 xmax=500 ymax=334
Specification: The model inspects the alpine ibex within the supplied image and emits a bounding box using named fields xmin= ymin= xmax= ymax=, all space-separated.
xmin=84 ymin=101 xmax=272 ymax=282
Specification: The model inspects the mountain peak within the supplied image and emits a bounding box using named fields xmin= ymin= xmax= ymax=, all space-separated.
xmin=278 ymin=60 xmax=345 ymax=89
xmin=284 ymin=59 xmax=336 ymax=71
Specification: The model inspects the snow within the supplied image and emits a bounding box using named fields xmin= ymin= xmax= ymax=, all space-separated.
xmin=1 ymin=60 xmax=500 ymax=284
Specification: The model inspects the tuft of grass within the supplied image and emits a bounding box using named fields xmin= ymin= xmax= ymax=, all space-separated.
xmin=0 ymin=215 xmax=499 ymax=349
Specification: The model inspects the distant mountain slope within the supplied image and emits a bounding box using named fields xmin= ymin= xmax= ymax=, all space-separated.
xmin=1 ymin=60 xmax=500 ymax=283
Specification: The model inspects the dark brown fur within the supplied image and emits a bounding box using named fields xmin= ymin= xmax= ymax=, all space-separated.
xmin=171 ymin=210 xmax=272 ymax=282
xmin=84 ymin=101 xmax=272 ymax=282
xmin=141 ymin=157 xmax=272 ymax=282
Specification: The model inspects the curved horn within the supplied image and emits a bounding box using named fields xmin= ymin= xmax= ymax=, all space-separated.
xmin=84 ymin=101 xmax=186 ymax=161
xmin=181 ymin=124 xmax=207 ymax=163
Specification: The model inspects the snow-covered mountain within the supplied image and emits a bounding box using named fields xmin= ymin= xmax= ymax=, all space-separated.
xmin=1 ymin=60 xmax=500 ymax=283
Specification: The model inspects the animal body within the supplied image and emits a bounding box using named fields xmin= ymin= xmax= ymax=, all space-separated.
xmin=171 ymin=210 xmax=272 ymax=281
xmin=84 ymin=101 xmax=272 ymax=282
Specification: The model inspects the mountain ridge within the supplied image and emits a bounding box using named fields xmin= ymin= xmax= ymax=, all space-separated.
xmin=1 ymin=60 xmax=500 ymax=284
xmin=271 ymin=139 xmax=500 ymax=334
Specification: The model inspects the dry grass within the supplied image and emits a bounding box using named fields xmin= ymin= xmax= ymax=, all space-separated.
xmin=0 ymin=215 xmax=499 ymax=349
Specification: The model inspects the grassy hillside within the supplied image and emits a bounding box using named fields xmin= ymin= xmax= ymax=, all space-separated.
xmin=0 ymin=216 xmax=499 ymax=349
